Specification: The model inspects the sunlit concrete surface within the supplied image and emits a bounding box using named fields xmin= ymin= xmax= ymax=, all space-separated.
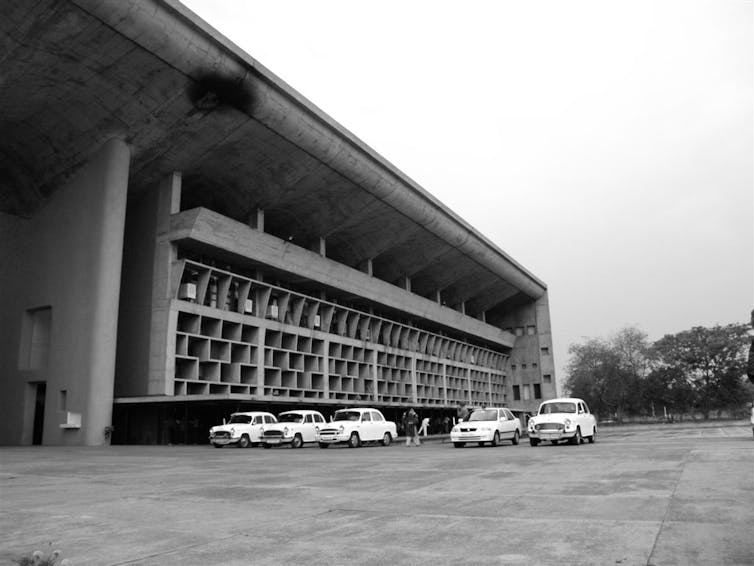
xmin=1 ymin=422 xmax=752 ymax=565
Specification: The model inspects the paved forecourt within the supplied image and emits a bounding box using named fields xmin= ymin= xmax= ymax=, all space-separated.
xmin=1 ymin=422 xmax=752 ymax=566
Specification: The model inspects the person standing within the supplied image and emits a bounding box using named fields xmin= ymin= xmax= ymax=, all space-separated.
xmin=419 ymin=416 xmax=430 ymax=437
xmin=405 ymin=408 xmax=420 ymax=446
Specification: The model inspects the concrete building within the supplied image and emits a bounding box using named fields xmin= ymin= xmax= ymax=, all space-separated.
xmin=0 ymin=0 xmax=556 ymax=446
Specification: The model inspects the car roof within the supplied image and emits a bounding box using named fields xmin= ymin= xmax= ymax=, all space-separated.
xmin=279 ymin=410 xmax=323 ymax=415
xmin=540 ymin=398 xmax=583 ymax=404
xmin=232 ymin=411 xmax=274 ymax=416
xmin=336 ymin=407 xmax=379 ymax=412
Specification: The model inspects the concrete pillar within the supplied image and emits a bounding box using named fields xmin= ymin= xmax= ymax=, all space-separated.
xmin=248 ymin=209 xmax=264 ymax=231
xmin=82 ymin=138 xmax=131 ymax=445
xmin=359 ymin=258 xmax=373 ymax=276
xmin=148 ymin=172 xmax=181 ymax=395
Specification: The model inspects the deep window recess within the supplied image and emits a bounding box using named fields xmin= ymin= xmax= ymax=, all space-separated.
xmin=543 ymin=374 xmax=552 ymax=383
xmin=513 ymin=385 xmax=521 ymax=401
xmin=19 ymin=306 xmax=52 ymax=370
xmin=533 ymin=384 xmax=542 ymax=399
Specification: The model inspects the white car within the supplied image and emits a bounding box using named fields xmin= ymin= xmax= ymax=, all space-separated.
xmin=260 ymin=410 xmax=327 ymax=448
xmin=209 ymin=411 xmax=277 ymax=448
xmin=527 ymin=398 xmax=597 ymax=446
xmin=317 ymin=408 xmax=397 ymax=448
xmin=450 ymin=407 xmax=522 ymax=448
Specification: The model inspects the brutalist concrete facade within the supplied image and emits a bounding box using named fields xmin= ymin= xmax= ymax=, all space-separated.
xmin=0 ymin=0 xmax=556 ymax=445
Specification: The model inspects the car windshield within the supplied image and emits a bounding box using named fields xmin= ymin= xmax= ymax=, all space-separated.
xmin=333 ymin=411 xmax=361 ymax=422
xmin=539 ymin=403 xmax=576 ymax=414
xmin=228 ymin=415 xmax=252 ymax=424
xmin=468 ymin=409 xmax=498 ymax=422
xmin=277 ymin=413 xmax=304 ymax=423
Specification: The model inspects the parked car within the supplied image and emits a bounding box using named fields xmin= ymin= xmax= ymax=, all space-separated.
xmin=527 ymin=398 xmax=597 ymax=446
xmin=317 ymin=408 xmax=397 ymax=448
xmin=450 ymin=407 xmax=522 ymax=447
xmin=260 ymin=410 xmax=327 ymax=448
xmin=209 ymin=411 xmax=277 ymax=448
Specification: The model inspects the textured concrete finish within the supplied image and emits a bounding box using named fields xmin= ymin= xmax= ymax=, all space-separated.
xmin=1 ymin=422 xmax=752 ymax=565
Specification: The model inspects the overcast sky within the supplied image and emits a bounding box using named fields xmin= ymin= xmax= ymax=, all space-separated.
xmin=181 ymin=0 xmax=753 ymax=382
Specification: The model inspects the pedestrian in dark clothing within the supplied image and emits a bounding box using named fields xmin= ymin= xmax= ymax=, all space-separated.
xmin=405 ymin=408 xmax=420 ymax=446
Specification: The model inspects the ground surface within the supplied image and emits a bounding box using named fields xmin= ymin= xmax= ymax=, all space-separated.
xmin=1 ymin=421 xmax=752 ymax=566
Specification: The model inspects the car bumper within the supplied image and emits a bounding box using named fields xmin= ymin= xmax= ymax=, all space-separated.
xmin=450 ymin=431 xmax=494 ymax=443
xmin=317 ymin=433 xmax=348 ymax=444
xmin=261 ymin=437 xmax=294 ymax=446
xmin=528 ymin=430 xmax=576 ymax=441
xmin=209 ymin=436 xmax=240 ymax=446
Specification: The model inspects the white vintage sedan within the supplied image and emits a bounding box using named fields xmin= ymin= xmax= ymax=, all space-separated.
xmin=450 ymin=407 xmax=522 ymax=447
xmin=317 ymin=408 xmax=397 ymax=448
xmin=527 ymin=397 xmax=597 ymax=446
xmin=209 ymin=411 xmax=277 ymax=448
xmin=260 ymin=410 xmax=327 ymax=448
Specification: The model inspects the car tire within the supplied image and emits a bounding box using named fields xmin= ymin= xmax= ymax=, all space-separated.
xmin=237 ymin=435 xmax=250 ymax=448
xmin=588 ymin=428 xmax=596 ymax=444
xmin=262 ymin=443 xmax=272 ymax=449
xmin=347 ymin=432 xmax=361 ymax=448
xmin=529 ymin=438 xmax=539 ymax=446
xmin=512 ymin=430 xmax=520 ymax=445
xmin=291 ymin=434 xmax=303 ymax=449
xmin=318 ymin=442 xmax=329 ymax=449
xmin=491 ymin=431 xmax=500 ymax=447
xmin=570 ymin=428 xmax=582 ymax=445
xmin=381 ymin=432 xmax=392 ymax=446
xmin=453 ymin=442 xmax=465 ymax=448
xmin=212 ymin=443 xmax=222 ymax=448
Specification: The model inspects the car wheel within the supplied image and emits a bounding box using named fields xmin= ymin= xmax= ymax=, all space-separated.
xmin=512 ymin=430 xmax=520 ymax=445
xmin=588 ymin=428 xmax=596 ymax=444
xmin=262 ymin=443 xmax=272 ymax=449
xmin=381 ymin=432 xmax=392 ymax=446
xmin=453 ymin=442 xmax=465 ymax=448
xmin=570 ymin=428 xmax=582 ymax=445
xmin=237 ymin=435 xmax=250 ymax=448
xmin=491 ymin=431 xmax=500 ymax=447
xmin=212 ymin=443 xmax=222 ymax=448
xmin=347 ymin=432 xmax=361 ymax=448
xmin=529 ymin=438 xmax=539 ymax=446
xmin=318 ymin=442 xmax=329 ymax=449
xmin=291 ymin=434 xmax=303 ymax=449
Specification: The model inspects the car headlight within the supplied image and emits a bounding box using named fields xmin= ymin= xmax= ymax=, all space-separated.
xmin=283 ymin=427 xmax=290 ymax=436
xmin=338 ymin=425 xmax=344 ymax=434
xmin=564 ymin=419 xmax=572 ymax=428
xmin=451 ymin=426 xmax=459 ymax=433
xmin=480 ymin=427 xmax=491 ymax=431
xmin=230 ymin=427 xmax=236 ymax=436
xmin=528 ymin=421 xmax=535 ymax=430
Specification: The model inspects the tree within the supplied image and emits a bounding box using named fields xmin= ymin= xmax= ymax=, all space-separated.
xmin=652 ymin=323 xmax=750 ymax=418
xmin=564 ymin=330 xmax=646 ymax=421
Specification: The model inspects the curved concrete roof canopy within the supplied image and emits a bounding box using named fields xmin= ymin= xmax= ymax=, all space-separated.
xmin=0 ymin=0 xmax=547 ymax=321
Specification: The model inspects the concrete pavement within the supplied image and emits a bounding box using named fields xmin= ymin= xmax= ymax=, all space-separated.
xmin=1 ymin=421 xmax=752 ymax=565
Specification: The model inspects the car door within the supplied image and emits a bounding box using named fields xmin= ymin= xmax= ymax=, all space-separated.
xmin=250 ymin=415 xmax=265 ymax=441
xmin=580 ymin=402 xmax=595 ymax=435
xmin=301 ymin=413 xmax=316 ymax=443
xmin=360 ymin=411 xmax=375 ymax=441
xmin=506 ymin=409 xmax=523 ymax=434
xmin=499 ymin=409 xmax=515 ymax=438
xmin=370 ymin=411 xmax=387 ymax=439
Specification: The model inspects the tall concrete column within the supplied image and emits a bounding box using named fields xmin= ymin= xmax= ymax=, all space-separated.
xmin=80 ymin=138 xmax=131 ymax=444
xmin=148 ymin=172 xmax=181 ymax=395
